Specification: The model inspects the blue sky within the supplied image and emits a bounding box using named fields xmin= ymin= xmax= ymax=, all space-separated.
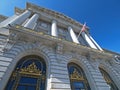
xmin=0 ymin=0 xmax=120 ymax=53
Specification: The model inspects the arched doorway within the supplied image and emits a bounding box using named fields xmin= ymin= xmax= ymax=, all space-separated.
xmin=68 ymin=62 xmax=91 ymax=90
xmin=5 ymin=55 xmax=46 ymax=90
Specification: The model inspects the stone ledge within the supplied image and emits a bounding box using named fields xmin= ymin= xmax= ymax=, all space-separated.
xmin=13 ymin=45 xmax=25 ymax=52
xmin=11 ymin=47 xmax=22 ymax=53
xmin=0 ymin=66 xmax=7 ymax=72
xmin=97 ymin=86 xmax=110 ymax=90
xmin=51 ymin=83 xmax=70 ymax=89
xmin=0 ymin=56 xmax=12 ymax=62
xmin=3 ymin=53 xmax=16 ymax=58
xmin=51 ymin=69 xmax=68 ymax=75
xmin=51 ymin=78 xmax=70 ymax=83
xmin=96 ymin=82 xmax=108 ymax=86
xmin=50 ymin=74 xmax=69 ymax=79
xmin=6 ymin=50 xmax=19 ymax=56
xmin=0 ymin=61 xmax=10 ymax=66
xmin=50 ymin=61 xmax=66 ymax=65
xmin=50 ymin=65 xmax=67 ymax=70
xmin=0 ymin=72 xmax=4 ymax=78
xmin=51 ymin=89 xmax=71 ymax=90
xmin=51 ymin=66 xmax=68 ymax=71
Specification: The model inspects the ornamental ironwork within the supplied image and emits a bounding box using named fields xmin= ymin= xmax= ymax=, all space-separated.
xmin=19 ymin=62 xmax=41 ymax=76
xmin=70 ymin=68 xmax=84 ymax=81
xmin=5 ymin=56 xmax=46 ymax=90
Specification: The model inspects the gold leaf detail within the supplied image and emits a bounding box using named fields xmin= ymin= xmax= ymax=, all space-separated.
xmin=70 ymin=68 xmax=84 ymax=80
xmin=19 ymin=62 xmax=41 ymax=76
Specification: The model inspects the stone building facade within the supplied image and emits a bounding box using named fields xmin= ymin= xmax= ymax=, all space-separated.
xmin=0 ymin=2 xmax=120 ymax=90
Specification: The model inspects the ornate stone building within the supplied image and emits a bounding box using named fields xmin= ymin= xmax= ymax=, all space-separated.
xmin=0 ymin=2 xmax=120 ymax=90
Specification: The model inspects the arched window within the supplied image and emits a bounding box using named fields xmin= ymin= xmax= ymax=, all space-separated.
xmin=99 ymin=68 xmax=119 ymax=90
xmin=5 ymin=55 xmax=46 ymax=90
xmin=68 ymin=63 xmax=91 ymax=90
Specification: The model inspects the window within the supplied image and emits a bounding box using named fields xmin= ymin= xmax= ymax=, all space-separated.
xmin=76 ymin=32 xmax=89 ymax=46
xmin=68 ymin=63 xmax=91 ymax=90
xmin=99 ymin=68 xmax=119 ymax=90
xmin=58 ymin=27 xmax=67 ymax=39
xmin=35 ymin=21 xmax=50 ymax=34
xmin=5 ymin=55 xmax=46 ymax=90
xmin=41 ymin=22 xmax=48 ymax=28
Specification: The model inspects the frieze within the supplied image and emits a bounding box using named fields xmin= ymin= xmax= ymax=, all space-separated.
xmin=26 ymin=2 xmax=89 ymax=30
xmin=14 ymin=7 xmax=25 ymax=14
xmin=0 ymin=15 xmax=8 ymax=20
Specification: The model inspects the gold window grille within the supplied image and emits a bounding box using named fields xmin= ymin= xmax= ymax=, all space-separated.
xmin=5 ymin=55 xmax=46 ymax=90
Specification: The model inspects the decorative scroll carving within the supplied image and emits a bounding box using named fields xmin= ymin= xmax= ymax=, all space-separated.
xmin=70 ymin=68 xmax=84 ymax=80
xmin=19 ymin=62 xmax=41 ymax=76
xmin=114 ymin=55 xmax=120 ymax=64
xmin=2 ymin=31 xmax=18 ymax=52
xmin=56 ymin=43 xmax=63 ymax=54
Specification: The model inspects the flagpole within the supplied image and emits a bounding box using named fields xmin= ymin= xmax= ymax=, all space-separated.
xmin=77 ymin=22 xmax=86 ymax=39
xmin=77 ymin=30 xmax=82 ymax=39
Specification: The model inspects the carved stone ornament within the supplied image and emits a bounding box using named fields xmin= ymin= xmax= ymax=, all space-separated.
xmin=70 ymin=68 xmax=84 ymax=80
xmin=114 ymin=55 xmax=120 ymax=64
xmin=56 ymin=43 xmax=63 ymax=54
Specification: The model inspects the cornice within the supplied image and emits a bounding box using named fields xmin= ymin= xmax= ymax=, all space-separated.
xmin=0 ymin=15 xmax=8 ymax=20
xmin=26 ymin=2 xmax=89 ymax=30
xmin=6 ymin=25 xmax=114 ymax=60
xmin=14 ymin=7 xmax=25 ymax=14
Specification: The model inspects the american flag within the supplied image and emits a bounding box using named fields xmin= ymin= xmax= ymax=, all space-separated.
xmin=77 ymin=22 xmax=86 ymax=38
xmin=81 ymin=22 xmax=86 ymax=32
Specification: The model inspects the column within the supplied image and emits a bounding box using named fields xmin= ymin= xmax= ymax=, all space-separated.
xmin=0 ymin=10 xmax=31 ymax=27
xmin=88 ymin=34 xmax=103 ymax=51
xmin=24 ymin=13 xmax=39 ymax=29
xmin=51 ymin=20 xmax=58 ymax=37
xmin=0 ymin=15 xmax=18 ymax=27
xmin=10 ymin=10 xmax=31 ymax=25
xmin=81 ymin=32 xmax=97 ymax=49
xmin=68 ymin=26 xmax=80 ymax=44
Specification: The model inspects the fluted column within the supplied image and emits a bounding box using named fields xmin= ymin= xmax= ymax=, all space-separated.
xmin=81 ymin=32 xmax=98 ymax=49
xmin=10 ymin=10 xmax=31 ymax=25
xmin=68 ymin=26 xmax=80 ymax=44
xmin=51 ymin=20 xmax=58 ymax=37
xmin=24 ymin=13 xmax=39 ymax=29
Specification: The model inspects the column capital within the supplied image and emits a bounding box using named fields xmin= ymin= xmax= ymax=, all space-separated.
xmin=23 ymin=10 xmax=31 ymax=14
xmin=68 ymin=26 xmax=72 ymax=30
xmin=24 ymin=13 xmax=39 ymax=29
xmin=52 ymin=20 xmax=57 ymax=23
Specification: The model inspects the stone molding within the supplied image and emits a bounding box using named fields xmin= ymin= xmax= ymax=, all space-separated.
xmin=0 ymin=15 xmax=8 ymax=20
xmin=26 ymin=2 xmax=89 ymax=30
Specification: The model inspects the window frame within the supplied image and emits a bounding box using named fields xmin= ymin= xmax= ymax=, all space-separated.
xmin=68 ymin=63 xmax=91 ymax=90
xmin=5 ymin=55 xmax=46 ymax=90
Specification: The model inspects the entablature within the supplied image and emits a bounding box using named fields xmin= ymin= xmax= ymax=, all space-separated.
xmin=5 ymin=25 xmax=114 ymax=60
xmin=0 ymin=15 xmax=8 ymax=22
xmin=14 ymin=2 xmax=89 ymax=34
